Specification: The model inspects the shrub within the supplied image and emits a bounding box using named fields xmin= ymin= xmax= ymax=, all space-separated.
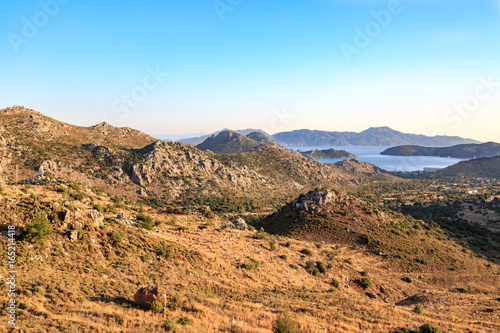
xmin=241 ymin=257 xmax=260 ymax=270
xmin=163 ymin=320 xmax=177 ymax=332
xmin=270 ymin=241 xmax=277 ymax=250
xmin=346 ymin=258 xmax=353 ymax=265
xmin=156 ymin=244 xmax=174 ymax=259
xmin=413 ymin=304 xmax=423 ymax=315
xmin=300 ymin=248 xmax=312 ymax=256
xmin=289 ymin=264 xmax=299 ymax=271
xmin=284 ymin=241 xmax=292 ymax=247
xmin=33 ymin=286 xmax=45 ymax=295
xmin=419 ymin=323 xmax=442 ymax=333
xmin=361 ymin=270 xmax=368 ymax=277
xmin=279 ymin=255 xmax=287 ymax=260
xmin=316 ymin=261 xmax=327 ymax=274
xmin=272 ymin=311 xmax=301 ymax=333
xmin=402 ymin=276 xmax=413 ymax=283
xmin=109 ymin=230 xmax=124 ymax=245
xmin=177 ymin=316 xmax=193 ymax=326
xmin=69 ymin=193 xmax=84 ymax=201
xmin=360 ymin=277 xmax=372 ymax=289
xmin=331 ymin=278 xmax=340 ymax=288
xmin=150 ymin=300 xmax=164 ymax=313
xmin=25 ymin=211 xmax=52 ymax=243
xmin=305 ymin=260 xmax=315 ymax=270
xmin=136 ymin=213 xmax=154 ymax=230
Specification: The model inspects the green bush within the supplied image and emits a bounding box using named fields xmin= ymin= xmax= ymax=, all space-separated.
xmin=413 ymin=304 xmax=423 ymax=315
xmin=33 ymin=286 xmax=45 ymax=295
xmin=270 ymin=241 xmax=277 ymax=251
xmin=316 ymin=261 xmax=327 ymax=274
xmin=360 ymin=277 xmax=372 ymax=289
xmin=109 ymin=230 xmax=124 ymax=245
xmin=150 ymin=300 xmax=164 ymax=313
xmin=331 ymin=278 xmax=340 ymax=288
xmin=279 ymin=255 xmax=287 ymax=260
xmin=163 ymin=320 xmax=177 ymax=332
xmin=402 ymin=276 xmax=413 ymax=283
xmin=305 ymin=260 xmax=315 ymax=270
xmin=136 ymin=213 xmax=154 ymax=230
xmin=272 ymin=311 xmax=301 ymax=333
xmin=177 ymin=316 xmax=193 ymax=326
xmin=346 ymin=258 xmax=353 ymax=265
xmin=25 ymin=211 xmax=52 ymax=243
xmin=419 ymin=323 xmax=442 ymax=333
xmin=300 ymin=248 xmax=312 ymax=256
xmin=156 ymin=244 xmax=174 ymax=259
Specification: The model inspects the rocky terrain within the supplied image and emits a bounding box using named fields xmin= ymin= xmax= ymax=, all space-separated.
xmin=0 ymin=184 xmax=498 ymax=332
xmin=0 ymin=106 xmax=394 ymax=211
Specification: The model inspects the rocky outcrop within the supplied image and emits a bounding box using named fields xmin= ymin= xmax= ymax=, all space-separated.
xmin=134 ymin=286 xmax=168 ymax=308
xmin=232 ymin=218 xmax=247 ymax=230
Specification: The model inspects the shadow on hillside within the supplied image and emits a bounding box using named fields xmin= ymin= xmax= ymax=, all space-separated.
xmin=88 ymin=296 xmax=135 ymax=307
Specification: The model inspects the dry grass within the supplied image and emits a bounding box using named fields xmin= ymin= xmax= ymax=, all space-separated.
xmin=0 ymin=185 xmax=499 ymax=332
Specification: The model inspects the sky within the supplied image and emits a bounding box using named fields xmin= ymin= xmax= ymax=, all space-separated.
xmin=1 ymin=0 xmax=500 ymax=142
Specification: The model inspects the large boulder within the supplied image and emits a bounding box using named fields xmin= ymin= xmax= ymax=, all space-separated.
xmin=232 ymin=218 xmax=247 ymax=230
xmin=134 ymin=286 xmax=167 ymax=308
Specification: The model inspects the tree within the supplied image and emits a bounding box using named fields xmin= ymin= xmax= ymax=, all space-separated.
xmin=25 ymin=211 xmax=52 ymax=243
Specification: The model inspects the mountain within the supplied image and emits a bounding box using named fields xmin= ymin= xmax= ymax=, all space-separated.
xmin=178 ymin=128 xmax=267 ymax=146
xmin=381 ymin=142 xmax=500 ymax=159
xmin=433 ymin=155 xmax=500 ymax=179
xmin=300 ymin=148 xmax=357 ymax=159
xmin=270 ymin=127 xmax=480 ymax=146
xmin=0 ymin=106 xmax=392 ymax=209
xmin=196 ymin=130 xmax=276 ymax=154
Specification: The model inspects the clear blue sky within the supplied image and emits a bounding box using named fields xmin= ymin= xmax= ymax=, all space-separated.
xmin=1 ymin=0 xmax=500 ymax=141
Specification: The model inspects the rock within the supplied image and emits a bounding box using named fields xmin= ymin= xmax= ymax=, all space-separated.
xmin=366 ymin=292 xmax=377 ymax=299
xmin=134 ymin=286 xmax=167 ymax=308
xmin=88 ymin=211 xmax=104 ymax=228
xmin=68 ymin=230 xmax=78 ymax=242
xmin=117 ymin=212 xmax=124 ymax=219
xmin=137 ymin=188 xmax=147 ymax=196
xmin=232 ymin=218 xmax=247 ymax=230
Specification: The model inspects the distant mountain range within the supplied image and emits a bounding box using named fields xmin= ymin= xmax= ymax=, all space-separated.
xmin=176 ymin=126 xmax=480 ymax=147
xmin=196 ymin=131 xmax=276 ymax=154
xmin=179 ymin=129 xmax=267 ymax=146
xmin=381 ymin=142 xmax=500 ymax=159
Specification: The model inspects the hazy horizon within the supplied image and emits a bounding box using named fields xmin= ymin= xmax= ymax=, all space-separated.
xmin=2 ymin=1 xmax=500 ymax=141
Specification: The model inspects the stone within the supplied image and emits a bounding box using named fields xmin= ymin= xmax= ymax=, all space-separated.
xmin=232 ymin=218 xmax=247 ymax=230
xmin=134 ymin=286 xmax=167 ymax=308
xmin=68 ymin=230 xmax=78 ymax=242
xmin=117 ymin=212 xmax=124 ymax=219
xmin=366 ymin=292 xmax=377 ymax=299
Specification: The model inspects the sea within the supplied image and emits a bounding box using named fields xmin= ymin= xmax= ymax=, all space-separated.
xmin=287 ymin=146 xmax=468 ymax=172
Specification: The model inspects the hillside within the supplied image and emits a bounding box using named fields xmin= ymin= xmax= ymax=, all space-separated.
xmin=300 ymin=148 xmax=357 ymax=159
xmin=433 ymin=155 xmax=500 ymax=179
xmin=381 ymin=142 xmax=500 ymax=159
xmin=196 ymin=131 xmax=276 ymax=154
xmin=0 ymin=184 xmax=498 ymax=332
xmin=178 ymin=129 xmax=268 ymax=146
xmin=270 ymin=127 xmax=480 ymax=147
xmin=0 ymin=106 xmax=393 ymax=212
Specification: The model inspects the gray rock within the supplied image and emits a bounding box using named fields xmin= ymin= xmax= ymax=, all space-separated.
xmin=232 ymin=218 xmax=247 ymax=230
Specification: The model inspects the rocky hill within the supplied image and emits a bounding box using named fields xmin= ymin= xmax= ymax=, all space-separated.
xmin=300 ymin=148 xmax=356 ymax=159
xmin=432 ymin=155 xmax=500 ymax=179
xmin=381 ymin=142 xmax=500 ymax=159
xmin=196 ymin=130 xmax=276 ymax=154
xmin=270 ymin=127 xmax=480 ymax=147
xmin=0 ymin=106 xmax=394 ymax=211
xmin=178 ymin=128 xmax=268 ymax=146
xmin=0 ymin=184 xmax=498 ymax=332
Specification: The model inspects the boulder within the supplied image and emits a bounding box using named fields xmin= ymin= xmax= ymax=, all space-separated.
xmin=232 ymin=218 xmax=247 ymax=230
xmin=68 ymin=230 xmax=78 ymax=242
xmin=134 ymin=286 xmax=167 ymax=308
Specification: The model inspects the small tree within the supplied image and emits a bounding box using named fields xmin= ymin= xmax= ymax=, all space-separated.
xmin=272 ymin=311 xmax=301 ymax=333
xmin=25 ymin=211 xmax=52 ymax=243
